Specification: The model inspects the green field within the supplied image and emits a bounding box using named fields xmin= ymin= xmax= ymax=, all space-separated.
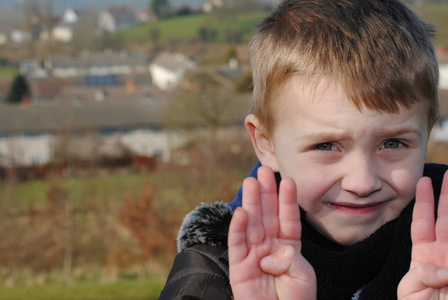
xmin=0 ymin=167 xmax=248 ymax=299
xmin=0 ymin=68 xmax=18 ymax=78
xmin=2 ymin=168 xmax=245 ymax=212
xmin=1 ymin=277 xmax=165 ymax=300
xmin=4 ymin=172 xmax=151 ymax=211
xmin=117 ymin=4 xmax=448 ymax=47
xmin=118 ymin=11 xmax=268 ymax=45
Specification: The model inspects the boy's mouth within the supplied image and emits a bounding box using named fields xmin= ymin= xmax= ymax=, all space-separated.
xmin=328 ymin=201 xmax=387 ymax=214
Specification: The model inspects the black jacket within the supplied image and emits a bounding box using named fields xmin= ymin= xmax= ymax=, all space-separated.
xmin=159 ymin=202 xmax=232 ymax=300
xmin=159 ymin=163 xmax=448 ymax=300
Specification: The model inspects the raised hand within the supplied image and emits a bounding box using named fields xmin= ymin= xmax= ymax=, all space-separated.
xmin=398 ymin=172 xmax=448 ymax=299
xmin=228 ymin=166 xmax=316 ymax=300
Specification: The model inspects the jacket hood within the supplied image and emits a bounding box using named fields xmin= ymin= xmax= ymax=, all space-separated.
xmin=177 ymin=202 xmax=233 ymax=252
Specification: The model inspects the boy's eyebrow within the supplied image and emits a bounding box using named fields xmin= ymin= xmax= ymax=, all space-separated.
xmin=296 ymin=127 xmax=422 ymax=142
xmin=296 ymin=132 xmax=350 ymax=142
xmin=371 ymin=127 xmax=422 ymax=138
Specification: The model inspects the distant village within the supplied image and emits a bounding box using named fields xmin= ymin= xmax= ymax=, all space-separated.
xmin=0 ymin=0 xmax=446 ymax=179
xmin=0 ymin=0 xmax=258 ymax=179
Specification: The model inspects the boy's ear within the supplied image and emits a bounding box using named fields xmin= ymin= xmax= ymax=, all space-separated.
xmin=245 ymin=114 xmax=279 ymax=172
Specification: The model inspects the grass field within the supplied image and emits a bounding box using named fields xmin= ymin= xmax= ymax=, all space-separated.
xmin=118 ymin=11 xmax=269 ymax=45
xmin=0 ymin=68 xmax=18 ymax=78
xmin=117 ymin=4 xmax=448 ymax=47
xmin=4 ymin=172 xmax=151 ymax=211
xmin=2 ymin=167 xmax=245 ymax=212
xmin=1 ymin=277 xmax=166 ymax=300
xmin=0 ymin=166 xmax=249 ymax=299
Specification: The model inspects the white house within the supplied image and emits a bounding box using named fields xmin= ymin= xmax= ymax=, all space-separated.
xmin=52 ymin=22 xmax=75 ymax=42
xmin=51 ymin=7 xmax=82 ymax=43
xmin=149 ymin=52 xmax=195 ymax=90
xmin=45 ymin=50 xmax=149 ymax=82
xmin=202 ymin=0 xmax=224 ymax=13
xmin=62 ymin=7 xmax=79 ymax=24
xmin=0 ymin=133 xmax=53 ymax=166
xmin=0 ymin=99 xmax=186 ymax=166
xmin=10 ymin=29 xmax=31 ymax=43
xmin=97 ymin=6 xmax=138 ymax=33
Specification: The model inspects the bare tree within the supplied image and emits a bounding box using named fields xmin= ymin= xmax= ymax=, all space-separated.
xmin=165 ymin=68 xmax=249 ymax=172
xmin=166 ymin=69 xmax=242 ymax=133
xmin=42 ymin=0 xmax=54 ymax=37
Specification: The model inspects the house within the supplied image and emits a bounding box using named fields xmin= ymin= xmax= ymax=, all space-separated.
xmin=20 ymin=59 xmax=48 ymax=79
xmin=45 ymin=50 xmax=149 ymax=86
xmin=0 ymin=88 xmax=252 ymax=170
xmin=27 ymin=78 xmax=71 ymax=103
xmin=202 ymin=0 xmax=224 ymax=13
xmin=10 ymin=28 xmax=31 ymax=43
xmin=149 ymin=52 xmax=195 ymax=90
xmin=97 ymin=6 xmax=139 ymax=33
xmin=52 ymin=21 xmax=75 ymax=42
xmin=0 ymin=99 xmax=186 ymax=166
xmin=61 ymin=7 xmax=79 ymax=24
xmin=54 ymin=82 xmax=169 ymax=103
xmin=52 ymin=7 xmax=94 ymax=43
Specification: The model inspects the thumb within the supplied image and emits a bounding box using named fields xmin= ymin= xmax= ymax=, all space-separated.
xmin=260 ymin=245 xmax=295 ymax=275
xmin=398 ymin=263 xmax=448 ymax=298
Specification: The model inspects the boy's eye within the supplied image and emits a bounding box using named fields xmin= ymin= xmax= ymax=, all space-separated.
xmin=315 ymin=142 xmax=336 ymax=151
xmin=381 ymin=139 xmax=402 ymax=149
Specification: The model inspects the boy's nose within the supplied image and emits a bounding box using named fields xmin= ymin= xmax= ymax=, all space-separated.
xmin=341 ymin=156 xmax=382 ymax=197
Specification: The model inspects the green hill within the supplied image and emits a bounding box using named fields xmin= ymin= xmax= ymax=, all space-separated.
xmin=117 ymin=11 xmax=269 ymax=45
xmin=118 ymin=4 xmax=448 ymax=47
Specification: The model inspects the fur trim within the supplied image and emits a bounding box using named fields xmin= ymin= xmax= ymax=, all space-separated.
xmin=177 ymin=202 xmax=233 ymax=252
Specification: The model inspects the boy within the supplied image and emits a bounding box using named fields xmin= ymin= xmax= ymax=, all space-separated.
xmin=159 ymin=0 xmax=448 ymax=299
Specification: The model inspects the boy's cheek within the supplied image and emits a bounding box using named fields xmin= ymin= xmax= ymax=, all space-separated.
xmin=390 ymin=169 xmax=421 ymax=201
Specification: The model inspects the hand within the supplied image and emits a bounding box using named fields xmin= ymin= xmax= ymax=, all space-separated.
xmin=228 ymin=166 xmax=316 ymax=300
xmin=398 ymin=172 xmax=448 ymax=299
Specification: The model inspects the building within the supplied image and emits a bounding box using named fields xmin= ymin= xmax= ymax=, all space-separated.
xmin=52 ymin=21 xmax=75 ymax=42
xmin=0 ymin=99 xmax=185 ymax=166
xmin=45 ymin=50 xmax=149 ymax=86
xmin=149 ymin=52 xmax=195 ymax=90
xmin=97 ymin=6 xmax=139 ymax=33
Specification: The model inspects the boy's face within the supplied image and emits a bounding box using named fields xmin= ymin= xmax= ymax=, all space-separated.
xmin=247 ymin=77 xmax=429 ymax=245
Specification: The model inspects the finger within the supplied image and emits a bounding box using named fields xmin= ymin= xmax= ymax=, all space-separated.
xmin=228 ymin=207 xmax=249 ymax=264
xmin=259 ymin=245 xmax=295 ymax=275
xmin=398 ymin=263 xmax=448 ymax=298
xmin=242 ymin=177 xmax=264 ymax=245
xmin=412 ymin=177 xmax=435 ymax=244
xmin=257 ymin=166 xmax=279 ymax=238
xmin=435 ymin=171 xmax=448 ymax=242
xmin=278 ymin=177 xmax=301 ymax=242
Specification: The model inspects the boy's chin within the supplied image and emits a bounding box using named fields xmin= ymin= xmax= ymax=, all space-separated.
xmin=316 ymin=227 xmax=378 ymax=246
xmin=332 ymin=235 xmax=371 ymax=246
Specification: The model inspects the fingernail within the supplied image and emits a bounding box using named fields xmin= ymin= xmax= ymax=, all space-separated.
xmin=260 ymin=256 xmax=273 ymax=268
xmin=437 ymin=268 xmax=448 ymax=279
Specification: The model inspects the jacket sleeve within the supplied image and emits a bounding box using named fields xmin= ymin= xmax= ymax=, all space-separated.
xmin=159 ymin=244 xmax=232 ymax=300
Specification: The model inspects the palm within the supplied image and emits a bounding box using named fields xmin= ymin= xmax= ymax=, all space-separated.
xmin=230 ymin=234 xmax=304 ymax=299
xmin=228 ymin=167 xmax=316 ymax=300
xmin=398 ymin=173 xmax=448 ymax=300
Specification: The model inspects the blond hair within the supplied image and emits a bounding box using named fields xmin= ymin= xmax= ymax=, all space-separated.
xmin=249 ymin=0 xmax=439 ymax=135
